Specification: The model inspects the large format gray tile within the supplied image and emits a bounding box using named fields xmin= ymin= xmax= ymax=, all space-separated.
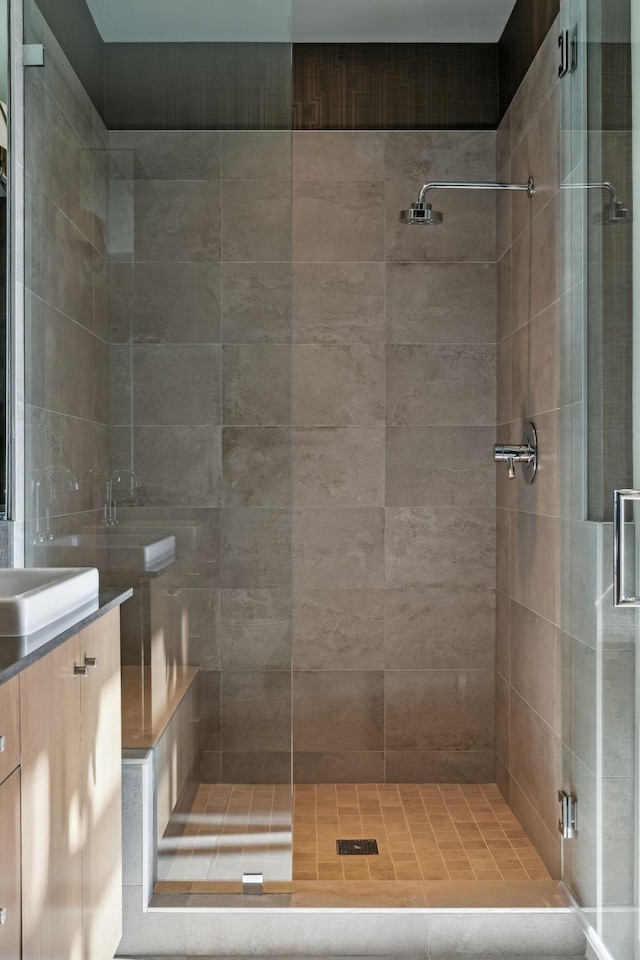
xmin=293 ymin=262 xmax=385 ymax=344
xmin=221 ymin=671 xmax=291 ymax=751
xmin=511 ymin=89 xmax=559 ymax=241
xmin=384 ymin=131 xmax=496 ymax=182
xmin=220 ymin=751 xmax=291 ymax=784
xmin=222 ymin=427 xmax=291 ymax=507
xmin=199 ymin=669 xmax=221 ymax=752
xmin=221 ymin=262 xmax=292 ymax=343
xmin=511 ymin=511 xmax=557 ymax=622
xmin=294 ymin=751 xmax=384 ymax=783
xmin=110 ymin=130 xmax=221 ymax=180
xmin=44 ymin=85 xmax=94 ymax=242
xmin=602 ymin=649 xmax=635 ymax=779
xmin=134 ymin=180 xmax=220 ymax=262
xmin=293 ymin=508 xmax=385 ymax=590
xmin=384 ymin=586 xmax=494 ymax=671
xmin=133 ymin=345 xmax=221 ymax=425
xmin=221 ymin=587 xmax=291 ymax=623
xmin=221 ymin=620 xmax=291 ymax=671
xmin=222 ymin=344 xmax=291 ymax=425
xmin=386 ymin=345 xmax=496 ymax=426
xmin=293 ymin=588 xmax=385 ymax=670
xmin=293 ymin=132 xmax=385 ymax=181
xmin=133 ymin=425 xmax=221 ymax=507
xmin=385 ymin=670 xmax=494 ymax=751
xmin=495 ymin=674 xmax=510 ymax=768
xmin=385 ymin=426 xmax=495 ymax=506
xmin=45 ymin=305 xmax=96 ymax=421
xmin=293 ymin=426 xmax=384 ymax=507
xmin=510 ymin=195 xmax=558 ymax=329
xmin=385 ymin=263 xmax=496 ymax=344
xmin=221 ymin=180 xmax=291 ymax=261
xmin=385 ymin=507 xmax=495 ymax=590
xmin=511 ymin=302 xmax=559 ymax=419
xmin=292 ymin=181 xmax=385 ymax=261
xmin=510 ymin=600 xmax=557 ymax=728
xmin=510 ymin=692 xmax=560 ymax=834
xmin=45 ymin=200 xmax=93 ymax=327
xmin=132 ymin=262 xmax=220 ymax=343
xmin=221 ymin=508 xmax=292 ymax=588
xmin=293 ymin=671 xmax=384 ymax=751
xmin=293 ymin=344 xmax=384 ymax=425
xmin=221 ymin=131 xmax=291 ymax=180
xmin=385 ymin=750 xmax=496 ymax=783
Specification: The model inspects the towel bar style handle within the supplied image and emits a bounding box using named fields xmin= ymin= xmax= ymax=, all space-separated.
xmin=613 ymin=489 xmax=640 ymax=606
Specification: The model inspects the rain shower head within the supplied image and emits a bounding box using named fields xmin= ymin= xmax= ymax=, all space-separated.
xmin=603 ymin=199 xmax=631 ymax=224
xmin=399 ymin=201 xmax=443 ymax=225
xmin=400 ymin=177 xmax=535 ymax=226
xmin=564 ymin=181 xmax=632 ymax=225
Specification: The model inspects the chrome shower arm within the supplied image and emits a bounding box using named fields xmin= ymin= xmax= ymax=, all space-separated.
xmin=417 ymin=177 xmax=535 ymax=204
xmin=562 ymin=180 xmax=619 ymax=202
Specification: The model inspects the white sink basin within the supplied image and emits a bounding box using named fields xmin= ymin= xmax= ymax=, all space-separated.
xmin=53 ymin=531 xmax=176 ymax=573
xmin=0 ymin=567 xmax=99 ymax=636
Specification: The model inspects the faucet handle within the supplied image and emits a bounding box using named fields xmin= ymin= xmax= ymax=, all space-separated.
xmin=494 ymin=422 xmax=537 ymax=484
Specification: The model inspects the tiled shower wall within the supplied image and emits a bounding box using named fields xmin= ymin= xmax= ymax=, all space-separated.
xmin=494 ymin=20 xmax=564 ymax=877
xmin=108 ymin=128 xmax=497 ymax=784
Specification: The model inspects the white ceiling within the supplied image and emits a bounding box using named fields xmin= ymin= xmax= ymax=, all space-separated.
xmin=85 ymin=0 xmax=519 ymax=44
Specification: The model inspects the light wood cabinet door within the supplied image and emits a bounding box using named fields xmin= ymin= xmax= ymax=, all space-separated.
xmin=0 ymin=675 xmax=20 ymax=785
xmin=0 ymin=768 xmax=21 ymax=960
xmin=80 ymin=610 xmax=122 ymax=960
xmin=20 ymin=634 xmax=84 ymax=960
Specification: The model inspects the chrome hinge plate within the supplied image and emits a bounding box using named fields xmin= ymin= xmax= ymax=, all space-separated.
xmin=242 ymin=872 xmax=264 ymax=895
xmin=558 ymin=789 xmax=577 ymax=839
xmin=22 ymin=44 xmax=45 ymax=67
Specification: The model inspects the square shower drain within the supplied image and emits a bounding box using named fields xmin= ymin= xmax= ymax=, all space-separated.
xmin=336 ymin=839 xmax=379 ymax=856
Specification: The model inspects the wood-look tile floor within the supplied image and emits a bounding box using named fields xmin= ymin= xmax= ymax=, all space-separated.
xmin=293 ymin=782 xmax=551 ymax=882
xmin=157 ymin=783 xmax=293 ymax=884
xmin=157 ymin=782 xmax=554 ymax=895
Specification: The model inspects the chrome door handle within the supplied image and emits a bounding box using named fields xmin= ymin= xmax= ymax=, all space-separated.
xmin=613 ymin=489 xmax=640 ymax=606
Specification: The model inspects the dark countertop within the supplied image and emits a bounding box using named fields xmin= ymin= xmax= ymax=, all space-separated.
xmin=0 ymin=588 xmax=133 ymax=686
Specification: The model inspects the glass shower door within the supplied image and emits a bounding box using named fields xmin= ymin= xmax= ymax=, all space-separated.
xmin=559 ymin=0 xmax=638 ymax=957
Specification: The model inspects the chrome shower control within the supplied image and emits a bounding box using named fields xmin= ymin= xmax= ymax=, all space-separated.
xmin=494 ymin=422 xmax=537 ymax=483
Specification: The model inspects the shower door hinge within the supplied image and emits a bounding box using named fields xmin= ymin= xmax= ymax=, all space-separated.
xmin=558 ymin=27 xmax=578 ymax=78
xmin=558 ymin=790 xmax=577 ymax=839
xmin=22 ymin=44 xmax=45 ymax=67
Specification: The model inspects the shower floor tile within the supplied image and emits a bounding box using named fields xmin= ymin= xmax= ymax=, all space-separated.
xmin=156 ymin=782 xmax=556 ymax=901
xmin=292 ymin=782 xmax=550 ymax=882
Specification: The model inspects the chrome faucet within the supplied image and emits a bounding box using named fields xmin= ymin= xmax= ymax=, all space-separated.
xmin=31 ymin=466 xmax=80 ymax=544
xmin=494 ymin=422 xmax=537 ymax=483
xmin=104 ymin=469 xmax=141 ymax=526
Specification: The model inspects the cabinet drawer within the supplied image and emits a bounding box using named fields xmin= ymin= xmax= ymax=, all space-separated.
xmin=0 ymin=676 xmax=19 ymax=785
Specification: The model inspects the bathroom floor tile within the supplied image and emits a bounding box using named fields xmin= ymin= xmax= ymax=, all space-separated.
xmin=155 ymin=781 xmax=557 ymax=903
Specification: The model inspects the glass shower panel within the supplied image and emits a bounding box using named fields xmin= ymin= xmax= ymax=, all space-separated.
xmin=106 ymin=29 xmax=295 ymax=887
xmin=559 ymin=0 xmax=638 ymax=957
xmin=22 ymin=0 xmax=294 ymax=890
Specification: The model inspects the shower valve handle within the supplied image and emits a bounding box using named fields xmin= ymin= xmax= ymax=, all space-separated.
xmin=494 ymin=423 xmax=538 ymax=484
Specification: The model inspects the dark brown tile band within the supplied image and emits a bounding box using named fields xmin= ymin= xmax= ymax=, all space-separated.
xmin=104 ymin=42 xmax=292 ymax=131
xmin=292 ymin=43 xmax=498 ymax=130
xmin=498 ymin=0 xmax=560 ymax=120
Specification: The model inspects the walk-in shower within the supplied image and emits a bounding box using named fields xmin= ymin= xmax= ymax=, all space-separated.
xmin=399 ymin=176 xmax=535 ymax=224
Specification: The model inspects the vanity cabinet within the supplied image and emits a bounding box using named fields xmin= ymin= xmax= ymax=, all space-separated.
xmin=20 ymin=609 xmax=122 ymax=960
xmin=0 ymin=674 xmax=21 ymax=960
